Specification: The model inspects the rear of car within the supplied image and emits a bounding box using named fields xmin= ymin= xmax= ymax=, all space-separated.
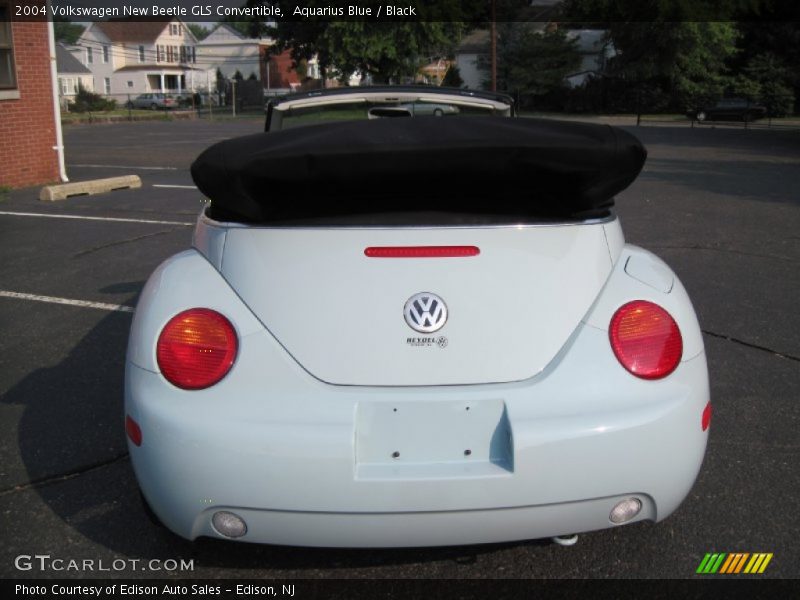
xmin=129 ymin=93 xmax=176 ymax=110
xmin=125 ymin=97 xmax=710 ymax=547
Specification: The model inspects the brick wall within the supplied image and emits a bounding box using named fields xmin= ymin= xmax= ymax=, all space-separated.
xmin=260 ymin=47 xmax=301 ymax=89
xmin=0 ymin=21 xmax=60 ymax=189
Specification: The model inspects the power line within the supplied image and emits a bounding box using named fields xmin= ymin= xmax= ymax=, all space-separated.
xmin=64 ymin=38 xmax=281 ymax=66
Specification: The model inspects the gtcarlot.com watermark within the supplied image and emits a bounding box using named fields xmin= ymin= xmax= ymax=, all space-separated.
xmin=14 ymin=554 xmax=194 ymax=573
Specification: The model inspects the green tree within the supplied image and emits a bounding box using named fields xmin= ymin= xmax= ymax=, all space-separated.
xmin=594 ymin=21 xmax=739 ymax=109
xmin=735 ymin=20 xmax=800 ymax=114
xmin=739 ymin=53 xmax=795 ymax=116
xmin=442 ymin=65 xmax=464 ymax=88
xmin=53 ymin=17 xmax=84 ymax=44
xmin=671 ymin=22 xmax=739 ymax=105
xmin=267 ymin=0 xmax=479 ymax=83
xmin=493 ymin=25 xmax=581 ymax=103
xmin=272 ymin=21 xmax=465 ymax=84
xmin=187 ymin=23 xmax=210 ymax=41
xmin=562 ymin=1 xmax=748 ymax=110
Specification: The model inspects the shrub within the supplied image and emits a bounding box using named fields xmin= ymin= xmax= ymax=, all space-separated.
xmin=441 ymin=65 xmax=463 ymax=88
xmin=69 ymin=85 xmax=116 ymax=112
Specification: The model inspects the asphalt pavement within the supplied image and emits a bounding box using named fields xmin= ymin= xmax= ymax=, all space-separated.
xmin=0 ymin=116 xmax=798 ymax=584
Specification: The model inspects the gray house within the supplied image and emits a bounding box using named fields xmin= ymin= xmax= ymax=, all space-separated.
xmin=56 ymin=42 xmax=92 ymax=108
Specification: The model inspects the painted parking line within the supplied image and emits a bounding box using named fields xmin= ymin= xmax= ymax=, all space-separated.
xmin=0 ymin=211 xmax=194 ymax=226
xmin=68 ymin=164 xmax=179 ymax=171
xmin=0 ymin=291 xmax=135 ymax=313
xmin=153 ymin=184 xmax=197 ymax=189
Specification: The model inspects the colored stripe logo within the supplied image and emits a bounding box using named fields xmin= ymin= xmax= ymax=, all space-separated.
xmin=697 ymin=553 xmax=773 ymax=574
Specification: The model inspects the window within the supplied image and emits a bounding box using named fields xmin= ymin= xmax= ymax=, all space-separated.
xmin=138 ymin=45 xmax=145 ymax=62
xmin=104 ymin=77 xmax=110 ymax=94
xmin=127 ymin=80 xmax=133 ymax=88
xmin=86 ymin=47 xmax=93 ymax=64
xmin=166 ymin=46 xmax=173 ymax=62
xmin=0 ymin=5 xmax=17 ymax=91
xmin=191 ymin=47 xmax=196 ymax=64
xmin=103 ymin=45 xmax=109 ymax=63
xmin=170 ymin=24 xmax=178 ymax=36
xmin=157 ymin=45 xmax=164 ymax=62
xmin=60 ymin=77 xmax=76 ymax=96
xmin=180 ymin=46 xmax=186 ymax=63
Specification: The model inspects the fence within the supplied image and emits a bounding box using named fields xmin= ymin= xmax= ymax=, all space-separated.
xmin=59 ymin=83 xmax=292 ymax=122
xmin=552 ymin=78 xmax=798 ymax=128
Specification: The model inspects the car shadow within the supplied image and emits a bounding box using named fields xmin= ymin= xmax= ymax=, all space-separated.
xmin=4 ymin=307 xmax=547 ymax=574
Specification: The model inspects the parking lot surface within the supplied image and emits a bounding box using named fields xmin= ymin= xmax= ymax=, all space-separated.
xmin=1 ymin=117 xmax=798 ymax=581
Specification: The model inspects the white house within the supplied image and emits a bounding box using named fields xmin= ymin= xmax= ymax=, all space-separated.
xmin=454 ymin=29 xmax=490 ymax=90
xmin=55 ymin=42 xmax=92 ymax=107
xmin=76 ymin=18 xmax=200 ymax=99
xmin=195 ymin=24 xmax=266 ymax=83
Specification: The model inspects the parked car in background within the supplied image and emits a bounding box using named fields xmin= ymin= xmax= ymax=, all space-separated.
xmin=688 ymin=98 xmax=767 ymax=122
xmin=268 ymin=86 xmax=505 ymax=129
xmin=367 ymin=103 xmax=460 ymax=119
xmin=126 ymin=93 xmax=177 ymax=110
xmin=126 ymin=87 xmax=710 ymax=548
xmin=400 ymin=102 xmax=460 ymax=116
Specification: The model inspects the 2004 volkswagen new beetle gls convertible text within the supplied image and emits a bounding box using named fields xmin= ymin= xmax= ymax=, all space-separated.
xmin=124 ymin=88 xmax=711 ymax=547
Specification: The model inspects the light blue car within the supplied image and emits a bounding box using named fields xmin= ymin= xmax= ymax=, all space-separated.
xmin=125 ymin=87 xmax=710 ymax=547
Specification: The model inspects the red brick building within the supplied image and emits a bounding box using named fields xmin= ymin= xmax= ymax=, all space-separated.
xmin=0 ymin=11 xmax=61 ymax=189
xmin=260 ymin=47 xmax=302 ymax=90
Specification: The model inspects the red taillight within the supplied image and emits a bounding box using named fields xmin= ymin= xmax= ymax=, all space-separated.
xmin=156 ymin=308 xmax=238 ymax=390
xmin=126 ymin=415 xmax=142 ymax=446
xmin=364 ymin=246 xmax=480 ymax=258
xmin=609 ymin=300 xmax=682 ymax=380
xmin=702 ymin=402 xmax=712 ymax=431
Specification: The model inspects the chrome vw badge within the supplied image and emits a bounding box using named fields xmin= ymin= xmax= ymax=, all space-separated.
xmin=404 ymin=292 xmax=448 ymax=333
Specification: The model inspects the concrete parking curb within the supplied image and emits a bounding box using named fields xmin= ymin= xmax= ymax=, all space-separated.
xmin=39 ymin=175 xmax=142 ymax=201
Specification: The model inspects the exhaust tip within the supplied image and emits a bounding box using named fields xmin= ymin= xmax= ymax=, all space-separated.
xmin=551 ymin=534 xmax=579 ymax=546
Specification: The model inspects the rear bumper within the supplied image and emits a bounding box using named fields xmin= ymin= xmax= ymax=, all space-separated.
xmin=125 ymin=317 xmax=709 ymax=547
xmin=191 ymin=495 xmax=658 ymax=548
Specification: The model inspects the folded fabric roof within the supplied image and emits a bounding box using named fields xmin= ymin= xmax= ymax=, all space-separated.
xmin=191 ymin=116 xmax=647 ymax=224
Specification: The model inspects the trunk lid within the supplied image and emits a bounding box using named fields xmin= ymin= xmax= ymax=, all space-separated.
xmin=218 ymin=223 xmax=613 ymax=386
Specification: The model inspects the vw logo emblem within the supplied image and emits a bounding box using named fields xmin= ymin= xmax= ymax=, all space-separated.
xmin=404 ymin=292 xmax=448 ymax=333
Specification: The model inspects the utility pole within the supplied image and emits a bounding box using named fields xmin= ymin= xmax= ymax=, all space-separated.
xmin=490 ymin=0 xmax=497 ymax=92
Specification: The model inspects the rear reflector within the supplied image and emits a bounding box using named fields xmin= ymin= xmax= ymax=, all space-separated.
xmin=702 ymin=402 xmax=712 ymax=431
xmin=609 ymin=497 xmax=642 ymax=524
xmin=156 ymin=308 xmax=238 ymax=390
xmin=212 ymin=511 xmax=248 ymax=538
xmin=609 ymin=300 xmax=682 ymax=380
xmin=126 ymin=415 xmax=142 ymax=447
xmin=365 ymin=246 xmax=480 ymax=258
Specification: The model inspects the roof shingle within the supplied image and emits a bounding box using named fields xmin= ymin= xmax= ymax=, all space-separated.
xmin=94 ymin=19 xmax=171 ymax=43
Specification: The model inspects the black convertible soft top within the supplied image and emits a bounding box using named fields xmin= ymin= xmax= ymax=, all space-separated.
xmin=191 ymin=116 xmax=647 ymax=224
